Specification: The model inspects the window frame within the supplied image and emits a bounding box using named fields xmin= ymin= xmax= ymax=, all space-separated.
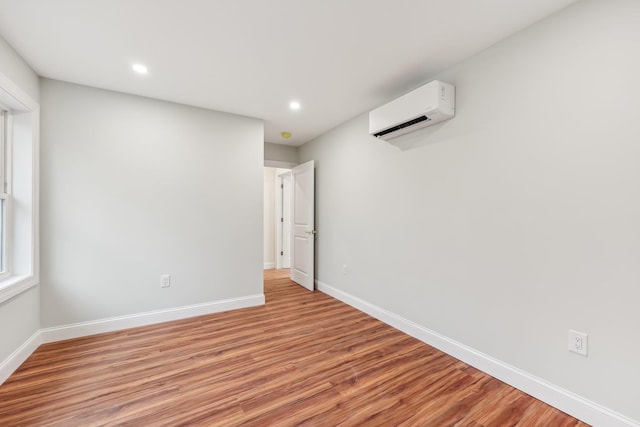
xmin=0 ymin=72 xmax=39 ymax=304
xmin=0 ymin=109 xmax=9 ymax=279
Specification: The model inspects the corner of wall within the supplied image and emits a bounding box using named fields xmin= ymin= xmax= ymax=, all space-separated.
xmin=0 ymin=35 xmax=39 ymax=103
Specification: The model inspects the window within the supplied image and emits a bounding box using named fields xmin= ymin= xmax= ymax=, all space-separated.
xmin=0 ymin=75 xmax=39 ymax=303
xmin=0 ymin=109 xmax=7 ymax=275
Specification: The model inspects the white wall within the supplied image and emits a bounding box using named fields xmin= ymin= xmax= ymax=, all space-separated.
xmin=39 ymin=79 xmax=264 ymax=327
xmin=299 ymin=0 xmax=640 ymax=422
xmin=264 ymin=142 xmax=298 ymax=164
xmin=0 ymin=36 xmax=40 ymax=366
xmin=0 ymin=36 xmax=39 ymax=102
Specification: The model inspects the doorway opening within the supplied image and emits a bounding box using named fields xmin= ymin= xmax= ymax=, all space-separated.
xmin=263 ymin=160 xmax=315 ymax=291
xmin=263 ymin=166 xmax=292 ymax=271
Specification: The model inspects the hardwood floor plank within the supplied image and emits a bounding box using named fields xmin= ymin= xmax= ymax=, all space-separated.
xmin=0 ymin=269 xmax=589 ymax=426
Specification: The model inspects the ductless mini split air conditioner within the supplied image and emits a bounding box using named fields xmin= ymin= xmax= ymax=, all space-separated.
xmin=369 ymin=80 xmax=455 ymax=141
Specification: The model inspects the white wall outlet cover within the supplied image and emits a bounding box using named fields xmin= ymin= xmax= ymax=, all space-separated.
xmin=568 ymin=329 xmax=588 ymax=356
xmin=160 ymin=275 xmax=171 ymax=288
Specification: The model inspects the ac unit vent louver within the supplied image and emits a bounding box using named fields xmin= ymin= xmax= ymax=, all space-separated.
xmin=373 ymin=115 xmax=430 ymax=138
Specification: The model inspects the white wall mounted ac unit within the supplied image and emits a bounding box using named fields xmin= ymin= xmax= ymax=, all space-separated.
xmin=369 ymin=80 xmax=455 ymax=141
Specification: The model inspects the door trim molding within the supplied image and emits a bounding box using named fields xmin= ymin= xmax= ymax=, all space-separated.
xmin=275 ymin=171 xmax=292 ymax=269
xmin=264 ymin=160 xmax=297 ymax=169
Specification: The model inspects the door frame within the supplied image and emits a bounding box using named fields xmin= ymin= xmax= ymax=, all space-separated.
xmin=275 ymin=170 xmax=292 ymax=269
xmin=263 ymin=160 xmax=296 ymax=273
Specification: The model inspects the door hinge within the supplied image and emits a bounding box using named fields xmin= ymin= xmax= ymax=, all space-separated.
xmin=280 ymin=217 xmax=284 ymax=222
xmin=280 ymin=251 xmax=284 ymax=256
xmin=281 ymin=184 xmax=284 ymax=189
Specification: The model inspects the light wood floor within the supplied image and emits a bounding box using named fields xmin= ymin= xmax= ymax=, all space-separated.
xmin=0 ymin=269 xmax=588 ymax=426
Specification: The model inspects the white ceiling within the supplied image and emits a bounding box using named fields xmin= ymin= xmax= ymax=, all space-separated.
xmin=0 ymin=0 xmax=577 ymax=146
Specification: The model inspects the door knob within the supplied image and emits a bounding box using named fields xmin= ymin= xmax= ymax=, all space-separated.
xmin=306 ymin=230 xmax=317 ymax=235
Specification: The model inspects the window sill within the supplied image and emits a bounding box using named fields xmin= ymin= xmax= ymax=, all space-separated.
xmin=0 ymin=275 xmax=38 ymax=304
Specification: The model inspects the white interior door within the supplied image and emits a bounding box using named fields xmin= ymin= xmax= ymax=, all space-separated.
xmin=291 ymin=160 xmax=315 ymax=290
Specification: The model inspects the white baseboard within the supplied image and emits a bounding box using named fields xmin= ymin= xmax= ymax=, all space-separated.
xmin=264 ymin=262 xmax=275 ymax=270
xmin=1 ymin=294 xmax=265 ymax=385
xmin=0 ymin=330 xmax=42 ymax=384
xmin=317 ymin=280 xmax=639 ymax=427
xmin=40 ymin=294 xmax=265 ymax=343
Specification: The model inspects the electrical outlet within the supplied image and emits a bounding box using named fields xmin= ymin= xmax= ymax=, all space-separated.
xmin=160 ymin=274 xmax=171 ymax=288
xmin=342 ymin=264 xmax=348 ymax=275
xmin=568 ymin=329 xmax=588 ymax=356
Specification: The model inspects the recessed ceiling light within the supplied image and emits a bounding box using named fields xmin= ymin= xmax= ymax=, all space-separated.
xmin=289 ymin=101 xmax=301 ymax=110
xmin=132 ymin=63 xmax=148 ymax=74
